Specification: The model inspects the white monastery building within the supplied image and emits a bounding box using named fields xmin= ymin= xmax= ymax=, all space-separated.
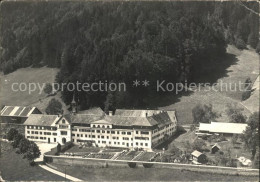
xmin=22 ymin=99 xmax=178 ymax=150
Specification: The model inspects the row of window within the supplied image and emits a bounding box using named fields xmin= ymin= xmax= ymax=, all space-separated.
xmin=72 ymin=129 xmax=150 ymax=135
xmin=27 ymin=131 xmax=55 ymax=135
xmin=27 ymin=136 xmax=57 ymax=142
xmin=27 ymin=126 xmax=57 ymax=130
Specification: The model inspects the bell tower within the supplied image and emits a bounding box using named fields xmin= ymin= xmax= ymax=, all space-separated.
xmin=71 ymin=93 xmax=77 ymax=114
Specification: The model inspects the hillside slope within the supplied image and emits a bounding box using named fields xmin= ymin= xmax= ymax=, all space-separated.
xmin=158 ymin=45 xmax=259 ymax=124
xmin=0 ymin=67 xmax=68 ymax=113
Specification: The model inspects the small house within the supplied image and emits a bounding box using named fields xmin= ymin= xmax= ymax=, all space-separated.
xmin=211 ymin=143 xmax=221 ymax=154
xmin=191 ymin=150 xmax=207 ymax=164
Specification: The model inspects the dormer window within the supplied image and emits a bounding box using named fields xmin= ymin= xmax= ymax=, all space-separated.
xmin=93 ymin=125 xmax=96 ymax=128
xmin=102 ymin=125 xmax=105 ymax=128
xmin=62 ymin=119 xmax=65 ymax=124
xmin=98 ymin=125 xmax=100 ymax=128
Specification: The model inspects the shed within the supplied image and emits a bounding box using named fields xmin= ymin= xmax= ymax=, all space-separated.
xmin=211 ymin=143 xmax=221 ymax=154
xmin=191 ymin=150 xmax=207 ymax=164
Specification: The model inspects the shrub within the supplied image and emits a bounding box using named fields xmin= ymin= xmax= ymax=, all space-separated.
xmin=143 ymin=163 xmax=153 ymax=168
xmin=7 ymin=128 xmax=18 ymax=141
xmin=235 ymin=38 xmax=246 ymax=49
xmin=12 ymin=133 xmax=24 ymax=148
xmin=128 ymin=162 xmax=137 ymax=168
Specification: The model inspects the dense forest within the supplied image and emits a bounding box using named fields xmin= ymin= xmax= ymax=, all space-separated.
xmin=0 ymin=1 xmax=259 ymax=110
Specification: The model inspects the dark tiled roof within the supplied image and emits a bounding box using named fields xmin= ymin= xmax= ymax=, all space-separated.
xmin=114 ymin=109 xmax=162 ymax=117
xmin=24 ymin=114 xmax=60 ymax=126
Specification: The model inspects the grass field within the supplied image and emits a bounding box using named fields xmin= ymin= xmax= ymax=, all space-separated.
xmin=0 ymin=67 xmax=69 ymax=114
xmin=50 ymin=163 xmax=259 ymax=181
xmin=150 ymin=45 xmax=259 ymax=124
xmin=0 ymin=141 xmax=65 ymax=181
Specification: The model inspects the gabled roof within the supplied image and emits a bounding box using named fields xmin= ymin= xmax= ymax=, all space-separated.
xmin=212 ymin=143 xmax=221 ymax=149
xmin=65 ymin=114 xmax=103 ymax=124
xmin=115 ymin=109 xmax=162 ymax=117
xmin=24 ymin=114 xmax=60 ymax=126
xmin=199 ymin=122 xmax=247 ymax=134
xmin=77 ymin=107 xmax=105 ymax=116
xmin=92 ymin=119 xmax=112 ymax=125
xmin=191 ymin=150 xmax=203 ymax=157
xmin=0 ymin=106 xmax=40 ymax=117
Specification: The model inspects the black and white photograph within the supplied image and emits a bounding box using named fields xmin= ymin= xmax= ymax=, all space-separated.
xmin=0 ymin=0 xmax=259 ymax=181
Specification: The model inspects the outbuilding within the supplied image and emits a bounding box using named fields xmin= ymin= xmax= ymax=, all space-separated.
xmin=191 ymin=150 xmax=207 ymax=164
xmin=211 ymin=143 xmax=221 ymax=154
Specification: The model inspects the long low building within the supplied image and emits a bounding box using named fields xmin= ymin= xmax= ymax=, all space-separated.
xmin=23 ymin=103 xmax=178 ymax=150
xmin=196 ymin=122 xmax=248 ymax=137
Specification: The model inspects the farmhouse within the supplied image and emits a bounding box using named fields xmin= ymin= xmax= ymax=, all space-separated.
xmin=0 ymin=106 xmax=42 ymax=124
xmin=196 ymin=122 xmax=248 ymax=137
xmin=23 ymin=100 xmax=178 ymax=150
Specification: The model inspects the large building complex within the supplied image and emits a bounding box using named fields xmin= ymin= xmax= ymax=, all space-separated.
xmin=22 ymin=101 xmax=178 ymax=150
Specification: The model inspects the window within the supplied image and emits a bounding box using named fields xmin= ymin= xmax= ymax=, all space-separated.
xmin=62 ymin=119 xmax=65 ymax=124
xmin=109 ymin=142 xmax=111 ymax=144
xmin=102 ymin=141 xmax=106 ymax=144
xmin=145 ymin=143 xmax=148 ymax=146
xmin=127 ymin=132 xmax=131 ymax=135
xmin=136 ymin=142 xmax=138 ymax=145
xmin=140 ymin=143 xmax=143 ymax=146
xmin=102 ymin=130 xmax=105 ymax=133
xmin=92 ymin=135 xmax=95 ymax=138
xmin=107 ymin=136 xmax=109 ymax=139
xmin=72 ymin=134 xmax=75 ymax=136
xmin=35 ymin=131 xmax=38 ymax=134
xmin=40 ymin=132 xmax=42 ymax=135
xmin=35 ymin=137 xmax=38 ymax=139
xmin=81 ymin=134 xmax=83 ymax=137
xmin=136 ymin=131 xmax=139 ymax=134
xmin=27 ymin=136 xmax=30 ymax=138
xmin=93 ymin=125 xmax=96 ymax=128
xmin=122 ymin=132 xmax=126 ymax=135
xmin=98 ymin=125 xmax=100 ymax=128
xmin=107 ymin=126 xmax=110 ymax=128
xmin=40 ymin=137 xmax=43 ymax=139
xmin=101 ymin=136 xmax=104 ymax=139
xmin=141 ymin=131 xmax=149 ymax=135
xmin=73 ymin=139 xmax=74 ymax=142
xmin=53 ymin=133 xmax=57 ymax=136
xmin=85 ymin=134 xmax=88 ymax=137
xmin=77 ymin=134 xmax=79 ymax=137
xmin=98 ymin=141 xmax=100 ymax=143
xmin=32 ymin=131 xmax=34 ymax=134
xmin=122 ymin=142 xmax=125 ymax=145
xmin=111 ymin=131 xmax=115 ymax=134
xmin=97 ymin=130 xmax=100 ymax=133
xmin=61 ymin=131 xmax=67 ymax=135
xmin=107 ymin=131 xmax=110 ymax=134
xmin=102 ymin=125 xmax=105 ymax=128
xmin=27 ymin=131 xmax=30 ymax=134
xmin=117 ymin=131 xmax=120 ymax=134
xmin=27 ymin=126 xmax=29 ymax=129
xmin=54 ymin=138 xmax=56 ymax=142
xmin=118 ymin=142 xmax=120 ymax=145
xmin=98 ymin=136 xmax=100 ymax=138
xmin=114 ymin=142 xmax=116 ymax=144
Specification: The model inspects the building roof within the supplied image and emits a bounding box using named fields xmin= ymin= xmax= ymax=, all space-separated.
xmin=65 ymin=114 xmax=103 ymax=124
xmin=0 ymin=106 xmax=40 ymax=117
xmin=24 ymin=114 xmax=60 ymax=126
xmin=115 ymin=109 xmax=172 ymax=118
xmin=77 ymin=107 xmax=105 ymax=116
xmin=199 ymin=122 xmax=247 ymax=134
xmin=212 ymin=143 xmax=221 ymax=149
xmin=191 ymin=150 xmax=203 ymax=157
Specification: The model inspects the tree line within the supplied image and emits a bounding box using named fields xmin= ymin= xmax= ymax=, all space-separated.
xmin=0 ymin=1 xmax=259 ymax=110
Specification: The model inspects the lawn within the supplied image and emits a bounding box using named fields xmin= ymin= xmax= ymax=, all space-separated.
xmin=0 ymin=67 xmax=69 ymax=114
xmin=65 ymin=145 xmax=100 ymax=153
xmin=50 ymin=163 xmax=259 ymax=181
xmin=0 ymin=141 xmax=65 ymax=181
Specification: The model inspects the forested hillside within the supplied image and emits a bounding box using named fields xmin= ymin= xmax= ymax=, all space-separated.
xmin=0 ymin=1 xmax=258 ymax=110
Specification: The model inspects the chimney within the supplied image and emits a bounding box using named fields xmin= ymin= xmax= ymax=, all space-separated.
xmin=109 ymin=111 xmax=113 ymax=116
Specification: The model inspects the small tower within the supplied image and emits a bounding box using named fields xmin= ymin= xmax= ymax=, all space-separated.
xmin=71 ymin=93 xmax=77 ymax=114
